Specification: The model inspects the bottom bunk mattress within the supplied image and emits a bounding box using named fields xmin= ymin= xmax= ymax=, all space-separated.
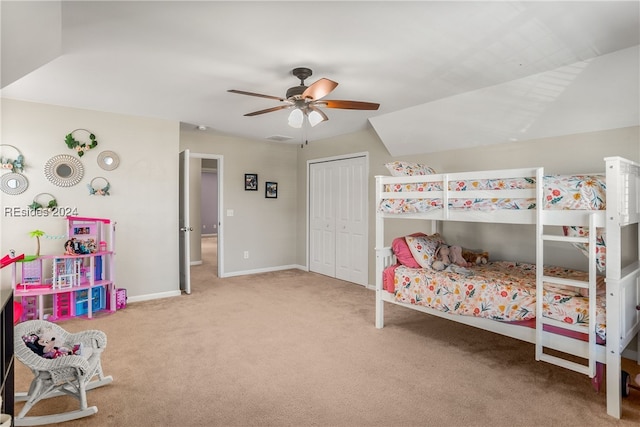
xmin=384 ymin=261 xmax=606 ymax=340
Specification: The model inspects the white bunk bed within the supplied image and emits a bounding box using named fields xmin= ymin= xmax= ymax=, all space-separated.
xmin=374 ymin=156 xmax=640 ymax=419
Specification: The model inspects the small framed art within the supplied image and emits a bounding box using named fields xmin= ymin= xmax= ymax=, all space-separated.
xmin=265 ymin=182 xmax=278 ymax=198
xmin=244 ymin=173 xmax=258 ymax=191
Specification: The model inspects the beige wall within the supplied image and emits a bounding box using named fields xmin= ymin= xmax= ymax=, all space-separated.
xmin=179 ymin=126 xmax=299 ymax=275
xmin=1 ymin=99 xmax=180 ymax=300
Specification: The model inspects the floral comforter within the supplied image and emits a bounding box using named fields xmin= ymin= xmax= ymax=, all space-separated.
xmin=378 ymin=174 xmax=606 ymax=214
xmin=390 ymin=261 xmax=606 ymax=340
xmin=379 ymin=174 xmax=608 ymax=271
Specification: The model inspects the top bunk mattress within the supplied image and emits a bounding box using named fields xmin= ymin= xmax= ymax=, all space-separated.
xmin=378 ymin=174 xmax=606 ymax=214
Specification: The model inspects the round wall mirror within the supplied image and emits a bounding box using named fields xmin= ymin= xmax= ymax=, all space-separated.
xmin=44 ymin=154 xmax=84 ymax=187
xmin=97 ymin=150 xmax=119 ymax=171
xmin=0 ymin=172 xmax=28 ymax=195
xmin=57 ymin=164 xmax=73 ymax=177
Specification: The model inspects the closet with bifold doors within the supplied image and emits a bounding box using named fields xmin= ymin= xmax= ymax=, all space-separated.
xmin=309 ymin=155 xmax=368 ymax=286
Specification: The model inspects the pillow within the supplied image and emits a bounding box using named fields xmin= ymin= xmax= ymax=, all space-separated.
xmin=383 ymin=264 xmax=400 ymax=292
xmin=405 ymin=233 xmax=446 ymax=269
xmin=391 ymin=232 xmax=427 ymax=268
xmin=385 ymin=161 xmax=436 ymax=177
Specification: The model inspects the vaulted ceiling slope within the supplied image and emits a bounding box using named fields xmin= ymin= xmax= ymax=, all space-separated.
xmin=1 ymin=1 xmax=639 ymax=156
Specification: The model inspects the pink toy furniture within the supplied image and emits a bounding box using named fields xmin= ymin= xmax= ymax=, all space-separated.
xmin=12 ymin=216 xmax=117 ymax=322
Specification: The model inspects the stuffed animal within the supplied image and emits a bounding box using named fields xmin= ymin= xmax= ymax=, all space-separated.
xmin=433 ymin=244 xmax=471 ymax=270
xmin=37 ymin=329 xmax=60 ymax=358
xmin=22 ymin=333 xmax=46 ymax=356
xmin=23 ymin=329 xmax=81 ymax=359
xmin=432 ymin=245 xmax=451 ymax=271
xmin=461 ymin=248 xmax=489 ymax=265
xmin=448 ymin=245 xmax=471 ymax=268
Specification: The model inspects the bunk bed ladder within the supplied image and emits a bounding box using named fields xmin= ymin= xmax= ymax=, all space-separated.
xmin=536 ymin=177 xmax=599 ymax=378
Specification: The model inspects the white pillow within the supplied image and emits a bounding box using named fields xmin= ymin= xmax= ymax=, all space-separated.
xmin=405 ymin=233 xmax=446 ymax=269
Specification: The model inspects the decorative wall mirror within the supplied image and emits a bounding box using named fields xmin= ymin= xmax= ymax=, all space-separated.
xmin=97 ymin=150 xmax=119 ymax=171
xmin=44 ymin=154 xmax=84 ymax=187
xmin=0 ymin=172 xmax=28 ymax=195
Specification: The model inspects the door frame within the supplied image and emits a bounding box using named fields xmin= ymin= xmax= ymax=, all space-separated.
xmin=306 ymin=152 xmax=369 ymax=282
xmin=179 ymin=149 xmax=191 ymax=294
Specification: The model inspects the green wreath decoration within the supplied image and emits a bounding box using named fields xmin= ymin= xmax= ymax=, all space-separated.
xmin=28 ymin=193 xmax=58 ymax=211
xmin=88 ymin=176 xmax=110 ymax=196
xmin=0 ymin=144 xmax=25 ymax=173
xmin=65 ymin=128 xmax=98 ymax=157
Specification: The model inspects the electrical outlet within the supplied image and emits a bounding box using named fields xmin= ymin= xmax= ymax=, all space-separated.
xmin=243 ymin=251 xmax=249 ymax=259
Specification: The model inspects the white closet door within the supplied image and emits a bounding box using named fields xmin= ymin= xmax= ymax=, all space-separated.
xmin=335 ymin=157 xmax=367 ymax=285
xmin=309 ymin=162 xmax=336 ymax=277
xmin=309 ymin=156 xmax=367 ymax=286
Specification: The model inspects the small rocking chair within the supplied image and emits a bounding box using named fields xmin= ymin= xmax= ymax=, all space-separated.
xmin=13 ymin=320 xmax=113 ymax=426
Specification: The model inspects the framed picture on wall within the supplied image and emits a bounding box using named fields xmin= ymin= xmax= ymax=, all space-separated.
xmin=265 ymin=182 xmax=277 ymax=199
xmin=244 ymin=173 xmax=258 ymax=191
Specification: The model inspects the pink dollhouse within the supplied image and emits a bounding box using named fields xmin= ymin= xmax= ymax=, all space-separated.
xmin=12 ymin=216 xmax=117 ymax=321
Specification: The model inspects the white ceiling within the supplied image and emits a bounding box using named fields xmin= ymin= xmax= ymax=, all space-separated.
xmin=2 ymin=1 xmax=639 ymax=155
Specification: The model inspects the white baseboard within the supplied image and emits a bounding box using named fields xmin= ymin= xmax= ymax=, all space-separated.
xmin=221 ymin=264 xmax=306 ymax=278
xmin=190 ymin=260 xmax=203 ymax=266
xmin=127 ymin=290 xmax=181 ymax=303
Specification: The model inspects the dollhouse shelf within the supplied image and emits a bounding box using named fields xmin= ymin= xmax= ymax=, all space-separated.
xmin=12 ymin=216 xmax=117 ymax=321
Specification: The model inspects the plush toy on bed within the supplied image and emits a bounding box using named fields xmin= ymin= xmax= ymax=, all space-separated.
xmin=432 ymin=244 xmax=451 ymax=271
xmin=433 ymin=244 xmax=472 ymax=270
xmin=461 ymin=248 xmax=489 ymax=265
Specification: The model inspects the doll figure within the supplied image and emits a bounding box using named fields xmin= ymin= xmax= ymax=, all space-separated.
xmin=64 ymin=239 xmax=76 ymax=255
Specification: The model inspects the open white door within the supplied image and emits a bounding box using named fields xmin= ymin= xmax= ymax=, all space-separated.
xmin=179 ymin=149 xmax=191 ymax=294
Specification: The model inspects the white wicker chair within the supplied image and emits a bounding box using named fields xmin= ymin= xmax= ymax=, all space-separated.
xmin=13 ymin=320 xmax=113 ymax=426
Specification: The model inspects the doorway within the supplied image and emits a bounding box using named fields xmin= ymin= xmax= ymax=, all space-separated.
xmin=199 ymin=162 xmax=219 ymax=276
xmin=180 ymin=151 xmax=224 ymax=294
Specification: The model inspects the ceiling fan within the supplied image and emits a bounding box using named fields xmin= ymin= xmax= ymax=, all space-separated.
xmin=228 ymin=67 xmax=380 ymax=128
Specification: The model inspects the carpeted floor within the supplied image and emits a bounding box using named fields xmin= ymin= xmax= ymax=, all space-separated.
xmin=13 ymin=236 xmax=640 ymax=426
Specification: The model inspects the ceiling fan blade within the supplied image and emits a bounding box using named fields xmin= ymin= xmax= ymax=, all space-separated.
xmin=301 ymin=78 xmax=338 ymax=101
xmin=228 ymin=89 xmax=285 ymax=102
xmin=244 ymin=105 xmax=291 ymax=116
xmin=320 ymin=100 xmax=380 ymax=110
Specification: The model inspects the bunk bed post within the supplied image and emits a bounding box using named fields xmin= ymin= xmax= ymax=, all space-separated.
xmin=535 ymin=167 xmax=544 ymax=363
xmin=605 ymin=157 xmax=623 ymax=419
xmin=375 ymin=176 xmax=385 ymax=329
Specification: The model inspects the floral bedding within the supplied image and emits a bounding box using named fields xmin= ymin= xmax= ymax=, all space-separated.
xmin=389 ymin=261 xmax=606 ymax=340
xmin=379 ymin=174 xmax=608 ymax=271
xmin=378 ymin=174 xmax=606 ymax=214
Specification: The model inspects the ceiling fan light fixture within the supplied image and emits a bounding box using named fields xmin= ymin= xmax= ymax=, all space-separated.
xmin=229 ymin=67 xmax=379 ymax=130
xmin=307 ymin=109 xmax=324 ymax=127
xmin=288 ymin=108 xmax=304 ymax=128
